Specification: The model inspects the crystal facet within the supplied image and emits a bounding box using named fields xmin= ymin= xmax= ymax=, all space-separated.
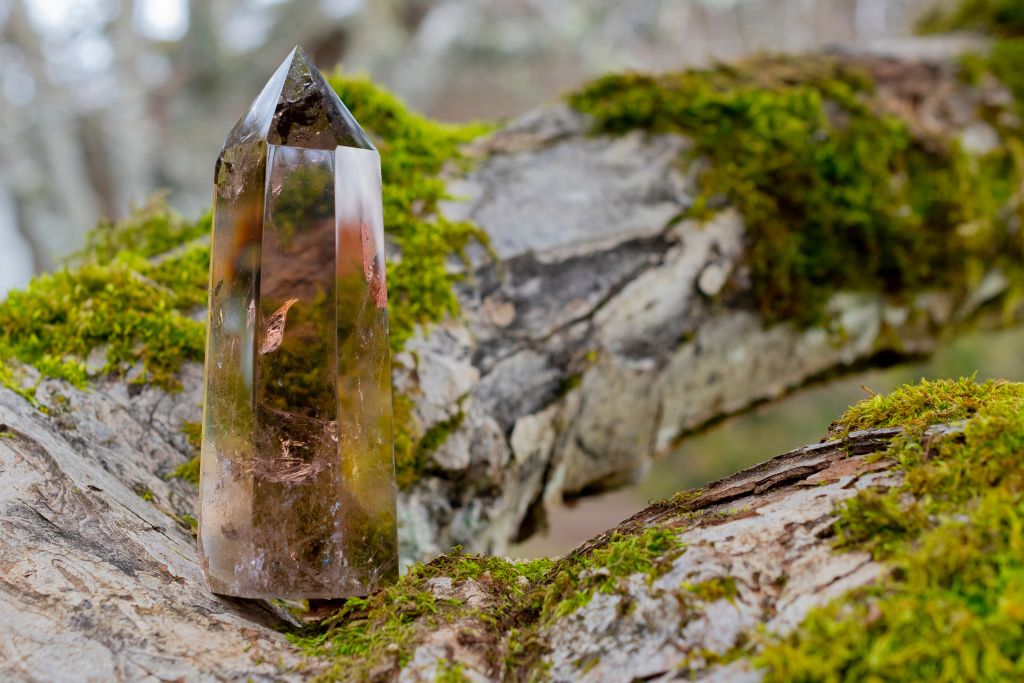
xmin=199 ymin=47 xmax=397 ymax=599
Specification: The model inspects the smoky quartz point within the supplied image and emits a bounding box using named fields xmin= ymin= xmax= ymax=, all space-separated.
xmin=199 ymin=47 xmax=397 ymax=599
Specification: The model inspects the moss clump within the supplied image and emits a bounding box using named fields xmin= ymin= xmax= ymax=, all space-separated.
xmin=759 ymin=378 xmax=1024 ymax=681
xmin=918 ymin=0 xmax=1024 ymax=36
xmin=288 ymin=549 xmax=553 ymax=681
xmin=78 ymin=197 xmax=211 ymax=263
xmin=134 ymin=484 xmax=156 ymax=503
xmin=0 ymin=199 xmax=209 ymax=393
xmin=435 ymin=660 xmax=469 ymax=683
xmin=568 ymin=57 xmax=1024 ymax=326
xmin=683 ymin=575 xmax=738 ymax=603
xmin=290 ymin=526 xmax=687 ymax=679
xmin=537 ymin=526 xmax=685 ymax=620
xmin=169 ymin=456 xmax=200 ymax=486
xmin=166 ymin=419 xmax=202 ymax=485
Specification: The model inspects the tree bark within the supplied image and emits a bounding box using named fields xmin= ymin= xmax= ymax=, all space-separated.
xmin=0 ymin=367 xmax=946 ymax=680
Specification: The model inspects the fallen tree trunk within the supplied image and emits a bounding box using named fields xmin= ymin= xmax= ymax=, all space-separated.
xmin=394 ymin=39 xmax=1024 ymax=560
xmin=2 ymin=36 xmax=1024 ymax=680
xmin=0 ymin=369 xmax=977 ymax=680
xmin=0 ymin=39 xmax=1017 ymax=566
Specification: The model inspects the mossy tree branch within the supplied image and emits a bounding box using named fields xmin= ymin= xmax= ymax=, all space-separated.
xmin=1 ymin=35 xmax=1024 ymax=681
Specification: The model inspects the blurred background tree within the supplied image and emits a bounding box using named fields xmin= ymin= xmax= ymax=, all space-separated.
xmin=1 ymin=0 xmax=937 ymax=295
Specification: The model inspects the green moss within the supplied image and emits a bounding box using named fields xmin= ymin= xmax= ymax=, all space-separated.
xmin=835 ymin=376 xmax=1019 ymax=433
xmin=396 ymin=408 xmax=465 ymax=489
xmin=555 ymin=372 xmax=582 ymax=399
xmin=683 ymin=576 xmax=738 ymax=603
xmin=134 ymin=484 xmax=156 ymax=503
xmin=176 ymin=512 xmax=199 ymax=535
xmin=0 ymin=252 xmax=207 ymax=393
xmin=568 ymin=56 xmax=1024 ymax=327
xmin=538 ymin=526 xmax=685 ymax=620
xmin=759 ymin=378 xmax=1024 ymax=681
xmin=288 ymin=549 xmax=553 ymax=681
xmin=166 ymin=420 xmax=203 ymax=485
xmin=169 ymin=456 xmax=200 ymax=486
xmin=918 ymin=0 xmax=1024 ymax=36
xmin=286 ymin=528 xmax=688 ymax=679
xmin=435 ymin=660 xmax=469 ymax=683
xmin=181 ymin=419 xmax=202 ymax=451
xmin=289 ymin=526 xmax=688 ymax=679
xmin=326 ymin=72 xmax=494 ymax=353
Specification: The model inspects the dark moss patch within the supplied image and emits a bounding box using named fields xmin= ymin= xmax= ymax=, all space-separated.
xmin=759 ymin=378 xmax=1024 ymax=680
xmin=568 ymin=56 xmax=1024 ymax=327
xmin=918 ymin=0 xmax=1024 ymax=36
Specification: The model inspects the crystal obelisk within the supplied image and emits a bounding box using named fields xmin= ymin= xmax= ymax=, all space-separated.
xmin=198 ymin=47 xmax=397 ymax=599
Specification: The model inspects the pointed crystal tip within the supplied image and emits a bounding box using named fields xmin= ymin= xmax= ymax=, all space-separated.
xmin=224 ymin=46 xmax=374 ymax=151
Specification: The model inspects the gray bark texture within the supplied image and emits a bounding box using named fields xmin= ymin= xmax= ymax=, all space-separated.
xmin=0 ymin=39 xmax=1014 ymax=681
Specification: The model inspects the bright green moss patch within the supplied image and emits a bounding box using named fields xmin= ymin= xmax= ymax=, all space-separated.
xmin=0 ymin=232 xmax=208 ymax=393
xmin=834 ymin=376 xmax=1022 ymax=434
xmin=538 ymin=526 xmax=685 ymax=620
xmin=569 ymin=57 xmax=1024 ymax=326
xmin=760 ymin=378 xmax=1024 ymax=680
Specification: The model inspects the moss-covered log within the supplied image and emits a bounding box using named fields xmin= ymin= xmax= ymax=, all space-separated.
xmin=3 ymin=36 xmax=1024 ymax=564
xmin=4 ymin=29 xmax=1024 ymax=680
xmin=4 ymin=371 xmax=1021 ymax=680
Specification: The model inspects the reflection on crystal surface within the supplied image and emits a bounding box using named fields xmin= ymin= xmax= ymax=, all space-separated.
xmin=199 ymin=47 xmax=397 ymax=599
